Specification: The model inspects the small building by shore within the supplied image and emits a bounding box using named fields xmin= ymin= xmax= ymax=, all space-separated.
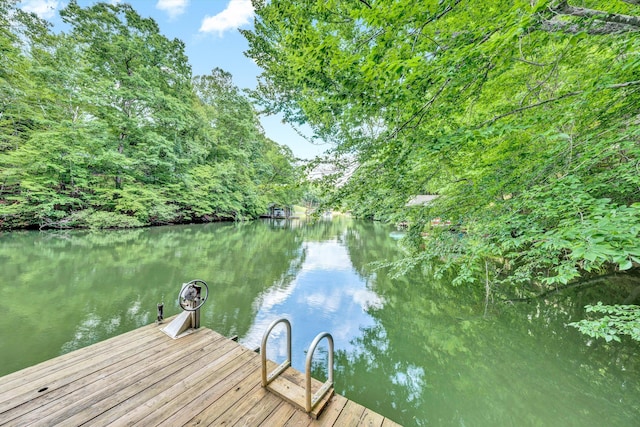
xmin=261 ymin=204 xmax=293 ymax=219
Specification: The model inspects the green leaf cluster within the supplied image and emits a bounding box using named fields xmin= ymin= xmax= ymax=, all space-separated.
xmin=570 ymin=302 xmax=640 ymax=342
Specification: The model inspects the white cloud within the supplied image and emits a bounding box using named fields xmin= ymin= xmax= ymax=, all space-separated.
xmin=199 ymin=0 xmax=254 ymax=36
xmin=20 ymin=0 xmax=59 ymax=19
xmin=156 ymin=0 xmax=188 ymax=19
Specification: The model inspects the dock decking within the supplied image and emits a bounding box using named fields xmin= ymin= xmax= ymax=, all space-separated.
xmin=0 ymin=320 xmax=401 ymax=426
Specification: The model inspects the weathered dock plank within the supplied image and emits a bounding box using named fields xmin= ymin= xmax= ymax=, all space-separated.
xmin=360 ymin=407 xmax=387 ymax=426
xmin=0 ymin=332 xmax=171 ymax=420
xmin=90 ymin=337 xmax=241 ymax=425
xmin=0 ymin=325 xmax=159 ymax=407
xmin=334 ymin=400 xmax=367 ymax=427
xmin=311 ymin=395 xmax=350 ymax=427
xmin=0 ymin=321 xmax=401 ymax=426
xmin=0 ymin=321 xmax=156 ymax=386
xmin=13 ymin=332 xmax=212 ymax=426
xmin=130 ymin=346 xmax=257 ymax=426
xmin=41 ymin=332 xmax=228 ymax=426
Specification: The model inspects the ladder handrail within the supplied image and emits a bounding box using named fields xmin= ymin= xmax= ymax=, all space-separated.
xmin=260 ymin=318 xmax=292 ymax=387
xmin=305 ymin=332 xmax=334 ymax=413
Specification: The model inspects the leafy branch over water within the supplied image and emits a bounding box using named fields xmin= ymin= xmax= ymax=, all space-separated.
xmin=570 ymin=302 xmax=640 ymax=342
xmin=244 ymin=0 xmax=640 ymax=340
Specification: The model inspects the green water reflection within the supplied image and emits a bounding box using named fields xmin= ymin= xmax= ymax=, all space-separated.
xmin=0 ymin=218 xmax=638 ymax=426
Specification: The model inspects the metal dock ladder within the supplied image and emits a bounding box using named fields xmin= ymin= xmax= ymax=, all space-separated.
xmin=260 ymin=318 xmax=335 ymax=419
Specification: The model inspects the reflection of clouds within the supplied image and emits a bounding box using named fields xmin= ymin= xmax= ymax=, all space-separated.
xmin=301 ymin=241 xmax=352 ymax=272
xmin=273 ymin=325 xmax=291 ymax=361
xmin=391 ymin=365 xmax=426 ymax=403
xmin=242 ymin=278 xmax=298 ymax=352
xmin=303 ymin=277 xmax=382 ymax=316
xmin=348 ymin=288 xmax=383 ymax=311
xmin=331 ymin=319 xmax=356 ymax=343
xmin=241 ymin=238 xmax=384 ymax=369
xmin=128 ymin=300 xmax=141 ymax=316
xmin=305 ymin=291 xmax=340 ymax=314
xmin=127 ymin=297 xmax=151 ymax=328
xmin=254 ymin=282 xmax=298 ymax=312
xmin=242 ymin=314 xmax=292 ymax=362
xmin=61 ymin=298 xmax=151 ymax=354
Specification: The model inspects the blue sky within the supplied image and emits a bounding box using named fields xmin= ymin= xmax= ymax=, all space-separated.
xmin=18 ymin=0 xmax=330 ymax=160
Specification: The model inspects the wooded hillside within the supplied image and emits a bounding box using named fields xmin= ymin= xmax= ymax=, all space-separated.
xmin=0 ymin=0 xmax=300 ymax=230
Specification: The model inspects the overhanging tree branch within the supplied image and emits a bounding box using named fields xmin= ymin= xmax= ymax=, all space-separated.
xmin=540 ymin=19 xmax=637 ymax=34
xmin=550 ymin=0 xmax=640 ymax=29
xmin=479 ymin=80 xmax=640 ymax=127
xmin=389 ymin=77 xmax=451 ymax=139
xmin=502 ymin=272 xmax=637 ymax=303
xmin=480 ymin=90 xmax=582 ymax=127
xmin=609 ymin=80 xmax=640 ymax=89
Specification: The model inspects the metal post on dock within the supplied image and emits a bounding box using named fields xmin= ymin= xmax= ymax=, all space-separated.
xmin=156 ymin=303 xmax=164 ymax=324
xmin=189 ymin=294 xmax=200 ymax=329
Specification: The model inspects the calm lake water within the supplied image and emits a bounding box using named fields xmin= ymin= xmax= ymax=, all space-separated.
xmin=1 ymin=218 xmax=638 ymax=426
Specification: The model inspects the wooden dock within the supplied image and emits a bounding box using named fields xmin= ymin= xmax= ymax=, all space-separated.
xmin=0 ymin=320 xmax=401 ymax=426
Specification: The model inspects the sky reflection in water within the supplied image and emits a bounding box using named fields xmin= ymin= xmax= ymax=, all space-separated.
xmin=242 ymin=239 xmax=382 ymax=370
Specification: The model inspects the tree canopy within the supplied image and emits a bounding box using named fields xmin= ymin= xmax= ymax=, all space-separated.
xmin=244 ymin=0 xmax=640 ymax=293
xmin=0 ymin=0 xmax=300 ymax=230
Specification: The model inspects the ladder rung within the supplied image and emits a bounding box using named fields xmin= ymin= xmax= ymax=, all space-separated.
xmin=266 ymin=367 xmax=334 ymax=419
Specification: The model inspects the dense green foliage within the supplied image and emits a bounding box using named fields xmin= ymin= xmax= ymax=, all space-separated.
xmin=244 ymin=1 xmax=640 ymax=285
xmin=244 ymin=0 xmax=640 ymax=339
xmin=0 ymin=0 xmax=300 ymax=229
